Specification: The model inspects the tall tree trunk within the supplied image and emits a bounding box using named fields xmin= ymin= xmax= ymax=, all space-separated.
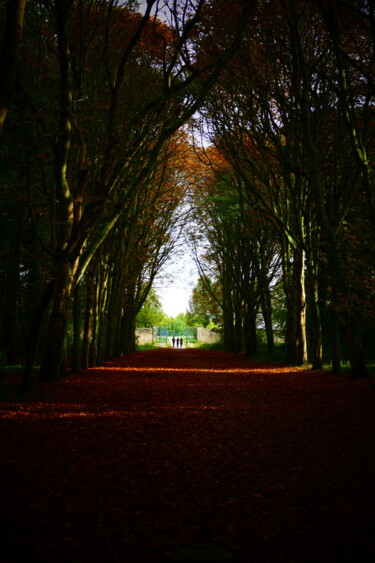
xmin=281 ymin=238 xmax=298 ymax=363
xmin=330 ymin=307 xmax=341 ymax=374
xmin=295 ymin=249 xmax=308 ymax=366
xmin=308 ymin=139 xmax=366 ymax=377
xmin=81 ymin=276 xmax=93 ymax=370
xmin=39 ymin=263 xmax=72 ymax=382
xmin=122 ymin=315 xmax=136 ymax=354
xmin=0 ymin=0 xmax=27 ymax=130
xmin=259 ymin=285 xmax=274 ymax=356
xmin=105 ymin=272 xmax=119 ymax=360
xmin=309 ymin=276 xmax=323 ymax=370
xmin=1 ymin=239 xmax=20 ymax=363
xmin=243 ymin=306 xmax=257 ymax=356
xmin=89 ymin=279 xmax=100 ymax=367
xmin=71 ymin=284 xmax=82 ymax=373
xmin=290 ymin=4 xmax=367 ymax=377
xmin=232 ymin=284 xmax=243 ymax=353
xmin=222 ymin=278 xmax=235 ymax=351
xmin=347 ymin=311 xmax=366 ymax=380
xmin=22 ymin=280 xmax=56 ymax=390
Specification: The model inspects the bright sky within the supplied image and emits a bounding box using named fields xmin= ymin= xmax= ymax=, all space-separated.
xmin=154 ymin=252 xmax=199 ymax=317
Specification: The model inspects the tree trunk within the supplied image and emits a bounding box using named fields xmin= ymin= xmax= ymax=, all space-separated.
xmin=39 ymin=263 xmax=72 ymax=382
xmin=311 ymin=160 xmax=366 ymax=377
xmin=89 ymin=280 xmax=100 ymax=367
xmin=260 ymin=286 xmax=274 ymax=356
xmin=71 ymin=284 xmax=82 ymax=373
xmin=330 ymin=307 xmax=341 ymax=374
xmin=22 ymin=280 xmax=56 ymax=391
xmin=96 ymin=267 xmax=110 ymax=364
xmin=243 ymin=306 xmax=257 ymax=356
xmin=81 ymin=276 xmax=94 ymax=370
xmin=281 ymin=238 xmax=298 ymax=363
xmin=310 ymin=282 xmax=323 ymax=370
xmin=222 ymin=279 xmax=235 ymax=351
xmin=232 ymin=283 xmax=243 ymax=353
xmin=105 ymin=275 xmax=119 ymax=360
xmin=347 ymin=311 xmax=366 ymax=380
xmin=0 ymin=0 xmax=27 ymax=131
xmin=295 ymin=249 xmax=308 ymax=366
xmin=122 ymin=315 xmax=136 ymax=355
xmin=1 ymin=239 xmax=20 ymax=363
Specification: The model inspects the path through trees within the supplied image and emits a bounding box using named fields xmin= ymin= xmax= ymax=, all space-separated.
xmin=1 ymin=348 xmax=375 ymax=562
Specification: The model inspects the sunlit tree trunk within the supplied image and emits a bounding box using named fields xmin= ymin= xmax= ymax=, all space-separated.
xmin=95 ymin=265 xmax=110 ymax=364
xmin=295 ymin=249 xmax=308 ymax=366
xmin=281 ymin=237 xmax=297 ymax=363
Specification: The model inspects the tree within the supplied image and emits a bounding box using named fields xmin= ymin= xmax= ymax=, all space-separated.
xmin=187 ymin=148 xmax=281 ymax=354
xmin=0 ymin=0 xmax=27 ymax=130
xmin=136 ymin=289 xmax=166 ymax=328
xmin=193 ymin=0 xmax=374 ymax=376
xmin=186 ymin=277 xmax=222 ymax=328
xmin=1 ymin=0 xmax=253 ymax=385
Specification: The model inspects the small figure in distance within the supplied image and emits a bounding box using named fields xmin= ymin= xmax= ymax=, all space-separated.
xmin=172 ymin=336 xmax=175 ymax=348
xmin=176 ymin=337 xmax=180 ymax=348
xmin=180 ymin=337 xmax=183 ymax=348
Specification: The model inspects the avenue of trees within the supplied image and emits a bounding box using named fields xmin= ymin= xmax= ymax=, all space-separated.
xmin=0 ymin=0 xmax=373 ymax=382
xmin=187 ymin=0 xmax=374 ymax=377
xmin=0 ymin=0 xmax=253 ymax=387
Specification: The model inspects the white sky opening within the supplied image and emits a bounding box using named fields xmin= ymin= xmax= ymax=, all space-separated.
xmin=154 ymin=251 xmax=199 ymax=317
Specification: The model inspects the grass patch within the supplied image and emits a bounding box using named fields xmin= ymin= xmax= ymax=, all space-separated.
xmin=249 ymin=342 xmax=286 ymax=364
xmin=194 ymin=341 xmax=224 ymax=351
xmin=135 ymin=343 xmax=158 ymax=351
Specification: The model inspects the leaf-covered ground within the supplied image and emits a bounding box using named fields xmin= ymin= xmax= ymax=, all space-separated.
xmin=1 ymin=348 xmax=375 ymax=562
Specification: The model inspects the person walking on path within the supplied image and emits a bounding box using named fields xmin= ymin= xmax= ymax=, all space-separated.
xmin=172 ymin=336 xmax=175 ymax=348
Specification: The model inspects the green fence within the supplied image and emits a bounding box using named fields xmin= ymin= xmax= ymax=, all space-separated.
xmin=157 ymin=327 xmax=197 ymax=344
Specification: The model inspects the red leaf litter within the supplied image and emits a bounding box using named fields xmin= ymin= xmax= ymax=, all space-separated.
xmin=1 ymin=348 xmax=375 ymax=562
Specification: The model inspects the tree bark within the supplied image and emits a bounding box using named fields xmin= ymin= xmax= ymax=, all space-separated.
xmin=0 ymin=0 xmax=27 ymax=130
xmin=295 ymin=249 xmax=308 ymax=366
xmin=71 ymin=284 xmax=82 ymax=373
xmin=1 ymin=238 xmax=20 ymax=363
xmin=39 ymin=263 xmax=72 ymax=382
xmin=81 ymin=275 xmax=94 ymax=370
xmin=330 ymin=307 xmax=341 ymax=374
xmin=243 ymin=306 xmax=257 ymax=356
xmin=281 ymin=237 xmax=298 ymax=363
xmin=309 ymin=266 xmax=323 ymax=370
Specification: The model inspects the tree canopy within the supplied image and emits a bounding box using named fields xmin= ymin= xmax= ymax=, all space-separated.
xmin=0 ymin=0 xmax=373 ymax=381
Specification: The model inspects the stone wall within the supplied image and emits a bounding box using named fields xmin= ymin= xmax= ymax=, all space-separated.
xmin=135 ymin=328 xmax=153 ymax=346
xmin=135 ymin=326 xmax=222 ymax=346
xmin=196 ymin=327 xmax=222 ymax=344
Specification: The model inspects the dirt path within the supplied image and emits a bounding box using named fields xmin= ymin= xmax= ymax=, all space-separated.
xmin=1 ymin=348 xmax=375 ymax=562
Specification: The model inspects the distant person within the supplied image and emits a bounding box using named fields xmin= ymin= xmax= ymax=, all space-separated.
xmin=180 ymin=337 xmax=183 ymax=348
xmin=176 ymin=338 xmax=180 ymax=348
xmin=172 ymin=336 xmax=175 ymax=348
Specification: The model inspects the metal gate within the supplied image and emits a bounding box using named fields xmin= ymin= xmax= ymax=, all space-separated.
xmin=156 ymin=326 xmax=197 ymax=344
xmin=157 ymin=326 xmax=169 ymax=343
xmin=169 ymin=327 xmax=197 ymax=343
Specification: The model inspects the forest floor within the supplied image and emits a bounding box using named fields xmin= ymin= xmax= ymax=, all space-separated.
xmin=1 ymin=348 xmax=375 ymax=562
